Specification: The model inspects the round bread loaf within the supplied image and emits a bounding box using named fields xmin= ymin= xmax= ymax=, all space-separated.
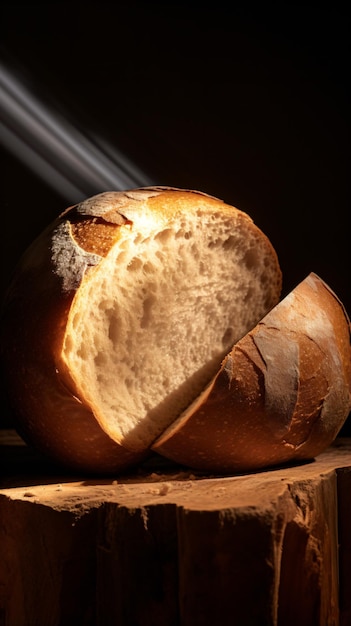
xmin=0 ymin=187 xmax=282 ymax=473
xmin=153 ymin=272 xmax=351 ymax=472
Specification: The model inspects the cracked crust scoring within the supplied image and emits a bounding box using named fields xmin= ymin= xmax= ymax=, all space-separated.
xmin=153 ymin=273 xmax=351 ymax=472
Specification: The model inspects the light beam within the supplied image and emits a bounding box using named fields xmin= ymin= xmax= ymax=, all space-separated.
xmin=0 ymin=62 xmax=154 ymax=202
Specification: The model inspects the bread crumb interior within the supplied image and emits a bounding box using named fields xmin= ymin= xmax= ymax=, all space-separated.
xmin=62 ymin=207 xmax=277 ymax=450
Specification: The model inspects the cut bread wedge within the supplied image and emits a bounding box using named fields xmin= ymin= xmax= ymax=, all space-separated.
xmin=153 ymin=272 xmax=351 ymax=472
xmin=0 ymin=187 xmax=282 ymax=473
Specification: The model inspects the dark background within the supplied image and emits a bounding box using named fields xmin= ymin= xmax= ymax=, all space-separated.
xmin=1 ymin=3 xmax=350 ymax=433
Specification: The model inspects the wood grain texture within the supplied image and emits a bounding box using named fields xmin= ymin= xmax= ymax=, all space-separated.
xmin=1 ymin=431 xmax=351 ymax=625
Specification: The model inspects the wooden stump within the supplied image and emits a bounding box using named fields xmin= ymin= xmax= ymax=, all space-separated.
xmin=1 ymin=431 xmax=351 ymax=626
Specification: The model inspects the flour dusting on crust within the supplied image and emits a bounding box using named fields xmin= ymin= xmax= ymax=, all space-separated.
xmin=51 ymin=221 xmax=101 ymax=292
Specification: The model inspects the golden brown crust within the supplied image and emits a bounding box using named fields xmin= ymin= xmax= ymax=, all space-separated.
xmin=3 ymin=185 xmax=348 ymax=476
xmin=153 ymin=273 xmax=351 ymax=472
xmin=1 ymin=186 xmax=283 ymax=473
xmin=0 ymin=222 xmax=146 ymax=473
